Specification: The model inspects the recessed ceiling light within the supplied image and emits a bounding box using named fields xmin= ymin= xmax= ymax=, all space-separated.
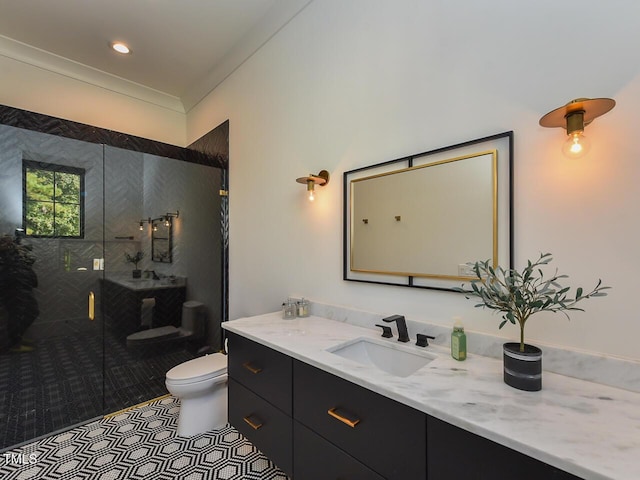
xmin=111 ymin=42 xmax=131 ymax=54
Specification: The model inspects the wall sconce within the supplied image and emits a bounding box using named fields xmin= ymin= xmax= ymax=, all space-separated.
xmin=539 ymin=97 xmax=615 ymax=158
xmin=163 ymin=211 xmax=179 ymax=227
xmin=296 ymin=170 xmax=330 ymax=202
xmin=138 ymin=217 xmax=151 ymax=231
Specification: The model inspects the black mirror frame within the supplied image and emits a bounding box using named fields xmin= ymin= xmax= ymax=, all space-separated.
xmin=342 ymin=131 xmax=514 ymax=292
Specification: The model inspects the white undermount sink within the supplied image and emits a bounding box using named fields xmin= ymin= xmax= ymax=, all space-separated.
xmin=327 ymin=337 xmax=437 ymax=377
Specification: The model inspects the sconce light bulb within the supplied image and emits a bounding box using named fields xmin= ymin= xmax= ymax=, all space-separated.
xmin=153 ymin=225 xmax=158 ymax=232
xmin=562 ymin=131 xmax=591 ymax=159
xmin=164 ymin=217 xmax=170 ymax=227
xmin=306 ymin=179 xmax=316 ymax=201
xmin=139 ymin=222 xmax=144 ymax=231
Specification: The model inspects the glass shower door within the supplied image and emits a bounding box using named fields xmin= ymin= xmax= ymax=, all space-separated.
xmin=102 ymin=146 xmax=223 ymax=413
xmin=0 ymin=124 xmax=104 ymax=450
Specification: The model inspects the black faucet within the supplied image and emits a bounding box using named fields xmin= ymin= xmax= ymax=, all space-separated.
xmin=375 ymin=324 xmax=393 ymax=338
xmin=382 ymin=315 xmax=410 ymax=343
xmin=416 ymin=333 xmax=436 ymax=347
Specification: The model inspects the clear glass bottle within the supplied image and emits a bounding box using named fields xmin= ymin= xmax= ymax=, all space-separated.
xmin=451 ymin=317 xmax=467 ymax=361
xmin=282 ymin=298 xmax=297 ymax=319
xmin=297 ymin=298 xmax=310 ymax=317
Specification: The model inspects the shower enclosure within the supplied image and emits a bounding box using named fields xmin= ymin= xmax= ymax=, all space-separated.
xmin=0 ymin=107 xmax=228 ymax=450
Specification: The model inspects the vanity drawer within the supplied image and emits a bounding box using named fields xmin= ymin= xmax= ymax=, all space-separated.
xmin=227 ymin=332 xmax=292 ymax=414
xmin=228 ymin=378 xmax=292 ymax=476
xmin=294 ymin=421 xmax=385 ymax=480
xmin=293 ymin=360 xmax=426 ymax=479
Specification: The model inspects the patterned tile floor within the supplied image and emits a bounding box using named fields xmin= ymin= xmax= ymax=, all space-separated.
xmin=0 ymin=396 xmax=289 ymax=480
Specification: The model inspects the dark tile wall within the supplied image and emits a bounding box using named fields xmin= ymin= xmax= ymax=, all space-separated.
xmin=0 ymin=105 xmax=227 ymax=168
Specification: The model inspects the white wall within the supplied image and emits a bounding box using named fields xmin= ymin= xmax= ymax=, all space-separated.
xmin=187 ymin=0 xmax=640 ymax=360
xmin=0 ymin=55 xmax=186 ymax=146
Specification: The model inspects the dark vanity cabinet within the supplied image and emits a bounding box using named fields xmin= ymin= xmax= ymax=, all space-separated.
xmin=227 ymin=333 xmax=582 ymax=480
xmin=293 ymin=422 xmax=384 ymax=480
xmin=293 ymin=360 xmax=425 ymax=479
xmin=228 ymin=332 xmax=422 ymax=479
xmin=102 ymin=278 xmax=186 ymax=336
xmin=427 ymin=416 xmax=582 ymax=480
xmin=227 ymin=333 xmax=293 ymax=475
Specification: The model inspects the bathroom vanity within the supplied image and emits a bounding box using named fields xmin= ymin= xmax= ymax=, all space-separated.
xmin=223 ymin=313 xmax=639 ymax=480
xmin=102 ymin=275 xmax=186 ymax=335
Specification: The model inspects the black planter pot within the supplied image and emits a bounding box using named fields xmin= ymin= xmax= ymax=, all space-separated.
xmin=132 ymin=269 xmax=142 ymax=279
xmin=503 ymin=342 xmax=542 ymax=391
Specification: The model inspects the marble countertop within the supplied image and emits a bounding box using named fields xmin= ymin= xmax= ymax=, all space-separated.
xmin=223 ymin=313 xmax=640 ymax=480
xmin=103 ymin=274 xmax=186 ymax=290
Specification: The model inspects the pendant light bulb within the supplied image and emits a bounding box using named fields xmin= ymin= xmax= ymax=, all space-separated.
xmin=562 ymin=131 xmax=591 ymax=159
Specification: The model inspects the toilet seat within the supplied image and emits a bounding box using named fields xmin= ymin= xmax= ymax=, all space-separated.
xmin=166 ymin=354 xmax=227 ymax=385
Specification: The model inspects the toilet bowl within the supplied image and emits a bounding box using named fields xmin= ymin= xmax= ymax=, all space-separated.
xmin=165 ymin=353 xmax=228 ymax=437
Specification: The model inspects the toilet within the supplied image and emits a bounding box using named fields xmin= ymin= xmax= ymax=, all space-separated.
xmin=165 ymin=353 xmax=228 ymax=437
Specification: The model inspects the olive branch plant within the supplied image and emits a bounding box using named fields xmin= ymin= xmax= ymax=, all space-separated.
xmin=124 ymin=251 xmax=144 ymax=270
xmin=458 ymin=253 xmax=610 ymax=353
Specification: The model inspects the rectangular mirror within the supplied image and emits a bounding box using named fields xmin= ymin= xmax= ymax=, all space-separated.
xmin=343 ymin=132 xmax=513 ymax=291
xmin=152 ymin=218 xmax=172 ymax=263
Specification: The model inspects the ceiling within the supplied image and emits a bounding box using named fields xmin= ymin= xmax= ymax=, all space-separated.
xmin=0 ymin=0 xmax=312 ymax=113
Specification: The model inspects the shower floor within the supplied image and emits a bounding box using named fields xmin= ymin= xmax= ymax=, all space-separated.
xmin=0 ymin=328 xmax=196 ymax=451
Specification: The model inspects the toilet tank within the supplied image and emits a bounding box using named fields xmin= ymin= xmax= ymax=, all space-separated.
xmin=182 ymin=301 xmax=206 ymax=339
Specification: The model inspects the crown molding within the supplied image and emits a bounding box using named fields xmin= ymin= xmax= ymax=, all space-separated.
xmin=0 ymin=35 xmax=185 ymax=114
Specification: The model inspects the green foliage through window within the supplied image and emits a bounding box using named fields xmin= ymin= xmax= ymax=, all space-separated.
xmin=23 ymin=160 xmax=85 ymax=238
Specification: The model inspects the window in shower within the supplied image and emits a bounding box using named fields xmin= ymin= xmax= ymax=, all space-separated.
xmin=23 ymin=160 xmax=85 ymax=238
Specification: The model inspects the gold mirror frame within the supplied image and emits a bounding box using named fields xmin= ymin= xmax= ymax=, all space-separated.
xmin=343 ymin=131 xmax=513 ymax=292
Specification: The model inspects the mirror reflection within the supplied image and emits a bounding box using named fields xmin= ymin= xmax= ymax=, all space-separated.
xmin=351 ymin=151 xmax=496 ymax=279
xmin=152 ymin=218 xmax=172 ymax=262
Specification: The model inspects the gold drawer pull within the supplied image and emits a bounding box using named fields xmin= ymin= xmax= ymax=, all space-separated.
xmin=327 ymin=407 xmax=360 ymax=428
xmin=243 ymin=415 xmax=263 ymax=430
xmin=242 ymin=362 xmax=262 ymax=374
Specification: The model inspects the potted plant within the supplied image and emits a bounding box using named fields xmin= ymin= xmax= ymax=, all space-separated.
xmin=125 ymin=251 xmax=144 ymax=278
xmin=458 ymin=253 xmax=609 ymax=391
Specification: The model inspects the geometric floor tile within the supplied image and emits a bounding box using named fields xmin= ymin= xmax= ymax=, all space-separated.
xmin=0 ymin=396 xmax=289 ymax=480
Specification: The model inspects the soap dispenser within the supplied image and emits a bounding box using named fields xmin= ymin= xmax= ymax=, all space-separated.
xmin=451 ymin=317 xmax=467 ymax=361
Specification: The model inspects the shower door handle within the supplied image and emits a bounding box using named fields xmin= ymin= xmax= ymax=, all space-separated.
xmin=88 ymin=291 xmax=95 ymax=320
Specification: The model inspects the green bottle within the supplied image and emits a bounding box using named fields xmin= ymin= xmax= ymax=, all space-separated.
xmin=451 ymin=318 xmax=467 ymax=361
